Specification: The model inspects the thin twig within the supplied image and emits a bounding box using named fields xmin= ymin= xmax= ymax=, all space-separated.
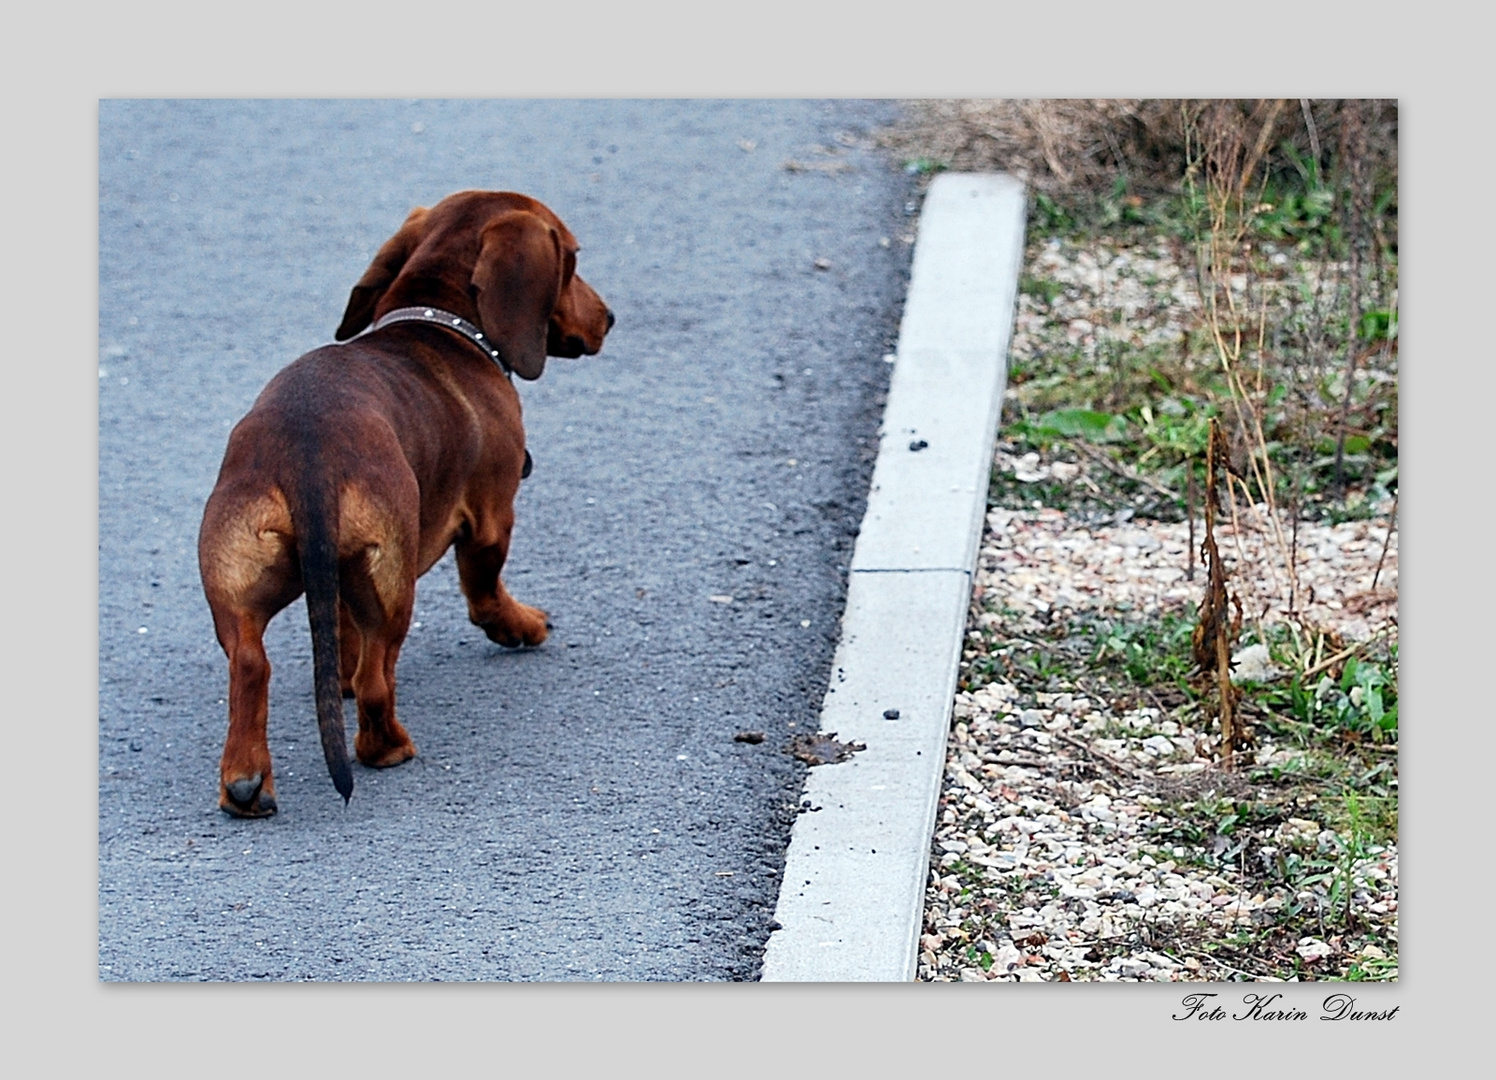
xmin=1182 ymin=948 xmax=1278 ymax=982
xmin=987 ymin=751 xmax=1086 ymax=771
xmin=1051 ymin=730 xmax=1151 ymax=780
xmin=1371 ymin=493 xmax=1398 ymax=592
xmin=1224 ymin=473 xmax=1287 ymax=627
xmin=1070 ymin=441 xmax=1180 ymax=502
xmin=1289 ymin=494 xmax=1301 ymax=614
xmin=1301 ymin=627 xmax=1393 ymax=682
xmin=1186 ymin=462 xmax=1197 ymax=582
xmin=1332 ymin=100 xmax=1369 ymax=495
xmin=1144 ymin=687 xmax=1175 ymax=717
xmin=1241 ymin=99 xmax=1287 ymax=196
xmin=1299 ymin=99 xmax=1322 ymax=168
xmin=1188 ymin=103 xmax=1301 ymax=626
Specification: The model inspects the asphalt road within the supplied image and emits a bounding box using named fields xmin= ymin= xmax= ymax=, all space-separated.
xmin=98 ymin=99 xmax=917 ymax=981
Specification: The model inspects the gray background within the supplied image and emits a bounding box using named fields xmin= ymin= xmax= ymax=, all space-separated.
xmin=98 ymin=99 xmax=916 ymax=980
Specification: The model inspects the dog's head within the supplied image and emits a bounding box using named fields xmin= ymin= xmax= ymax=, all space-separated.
xmin=334 ymin=191 xmax=612 ymax=380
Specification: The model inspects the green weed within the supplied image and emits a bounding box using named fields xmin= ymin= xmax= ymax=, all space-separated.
xmin=904 ymin=157 xmax=947 ymax=176
xmin=1253 ymin=650 xmax=1398 ymax=745
xmin=1019 ymin=275 xmax=1066 ymax=307
xmin=1086 ymin=611 xmax=1197 ymax=688
xmin=1344 ymin=956 xmax=1398 ymax=982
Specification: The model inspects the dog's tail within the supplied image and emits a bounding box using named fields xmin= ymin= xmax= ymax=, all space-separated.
xmin=292 ymin=478 xmax=355 ymax=804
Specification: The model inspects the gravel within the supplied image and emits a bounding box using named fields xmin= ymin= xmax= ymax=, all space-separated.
xmin=915 ymin=230 xmax=1398 ymax=982
xmin=917 ymin=502 xmax=1399 ymax=983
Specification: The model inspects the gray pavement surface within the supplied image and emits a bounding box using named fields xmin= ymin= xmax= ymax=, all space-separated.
xmin=98 ymin=99 xmax=915 ymax=981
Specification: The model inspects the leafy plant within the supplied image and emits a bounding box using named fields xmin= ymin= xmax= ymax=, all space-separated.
xmin=1358 ymin=308 xmax=1397 ymax=342
xmin=1250 ymin=144 xmax=1338 ymax=249
xmin=1011 ymin=408 xmax=1131 ymax=446
xmin=1256 ymin=651 xmax=1398 ymax=744
xmin=1031 ymin=192 xmax=1075 ymax=234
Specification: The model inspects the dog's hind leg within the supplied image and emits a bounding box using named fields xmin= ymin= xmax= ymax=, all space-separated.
xmin=455 ymin=515 xmax=549 ymax=648
xmin=213 ymin=609 xmax=280 ymax=816
xmin=349 ymin=632 xmax=417 ymax=769
xmin=338 ymin=602 xmax=361 ymax=698
xmin=200 ymin=490 xmax=302 ymax=817
xmin=338 ymin=524 xmax=419 ymax=769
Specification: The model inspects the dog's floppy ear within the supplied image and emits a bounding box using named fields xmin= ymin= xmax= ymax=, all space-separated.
xmin=470 ymin=210 xmax=562 ymax=381
xmin=335 ymin=207 xmax=429 ymax=340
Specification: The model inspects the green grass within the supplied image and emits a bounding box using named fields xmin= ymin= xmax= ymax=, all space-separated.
xmin=1001 ymin=171 xmax=1398 ymax=527
xmin=1019 ymin=274 xmax=1066 ymax=307
xmin=1344 ymin=955 xmax=1399 ymax=982
xmin=1027 ymin=181 xmax=1198 ymax=242
xmin=1085 ymin=609 xmax=1198 ymax=687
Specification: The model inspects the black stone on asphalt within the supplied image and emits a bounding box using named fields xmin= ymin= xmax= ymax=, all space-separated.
xmin=98 ymin=100 xmax=915 ymax=981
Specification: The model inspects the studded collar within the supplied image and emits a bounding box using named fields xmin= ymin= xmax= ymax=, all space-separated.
xmin=367 ymin=306 xmax=511 ymax=374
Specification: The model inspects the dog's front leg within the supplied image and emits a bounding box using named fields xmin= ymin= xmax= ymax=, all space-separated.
xmin=455 ymin=530 xmax=549 ymax=648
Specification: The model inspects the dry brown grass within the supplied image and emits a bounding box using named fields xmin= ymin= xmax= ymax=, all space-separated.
xmin=877 ymin=99 xmax=1397 ymax=198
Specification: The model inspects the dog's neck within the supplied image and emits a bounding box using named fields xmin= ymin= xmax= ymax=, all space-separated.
xmin=368 ymin=307 xmax=512 ymax=375
xmin=379 ymin=277 xmax=479 ymax=323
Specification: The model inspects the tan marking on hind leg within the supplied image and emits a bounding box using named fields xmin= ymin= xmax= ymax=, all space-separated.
xmin=338 ymin=483 xmax=411 ymax=614
xmin=217 ymin=614 xmax=280 ymax=817
xmin=200 ymin=488 xmax=297 ymax=605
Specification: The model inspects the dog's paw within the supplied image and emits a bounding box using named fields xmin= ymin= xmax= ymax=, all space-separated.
xmin=220 ymin=773 xmax=278 ymax=818
xmin=478 ymin=603 xmax=549 ymax=648
xmin=354 ymin=732 xmax=418 ymax=769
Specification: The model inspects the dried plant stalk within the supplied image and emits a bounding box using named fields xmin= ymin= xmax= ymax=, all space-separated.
xmin=1182 ymin=100 xmax=1303 ymax=617
xmin=1192 ymin=419 xmax=1245 ymax=764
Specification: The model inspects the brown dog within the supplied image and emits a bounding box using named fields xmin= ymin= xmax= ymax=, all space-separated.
xmin=197 ymin=191 xmax=612 ymax=817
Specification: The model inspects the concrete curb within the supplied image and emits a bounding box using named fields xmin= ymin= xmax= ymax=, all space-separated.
xmin=760 ymin=173 xmax=1027 ymax=982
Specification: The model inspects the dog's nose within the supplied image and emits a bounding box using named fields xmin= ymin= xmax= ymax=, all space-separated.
xmin=605 ymin=309 xmax=616 ymax=331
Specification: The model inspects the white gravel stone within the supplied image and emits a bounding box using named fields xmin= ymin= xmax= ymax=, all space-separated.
xmin=1297 ymin=938 xmax=1334 ymax=961
xmin=1232 ymin=643 xmax=1283 ymax=682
